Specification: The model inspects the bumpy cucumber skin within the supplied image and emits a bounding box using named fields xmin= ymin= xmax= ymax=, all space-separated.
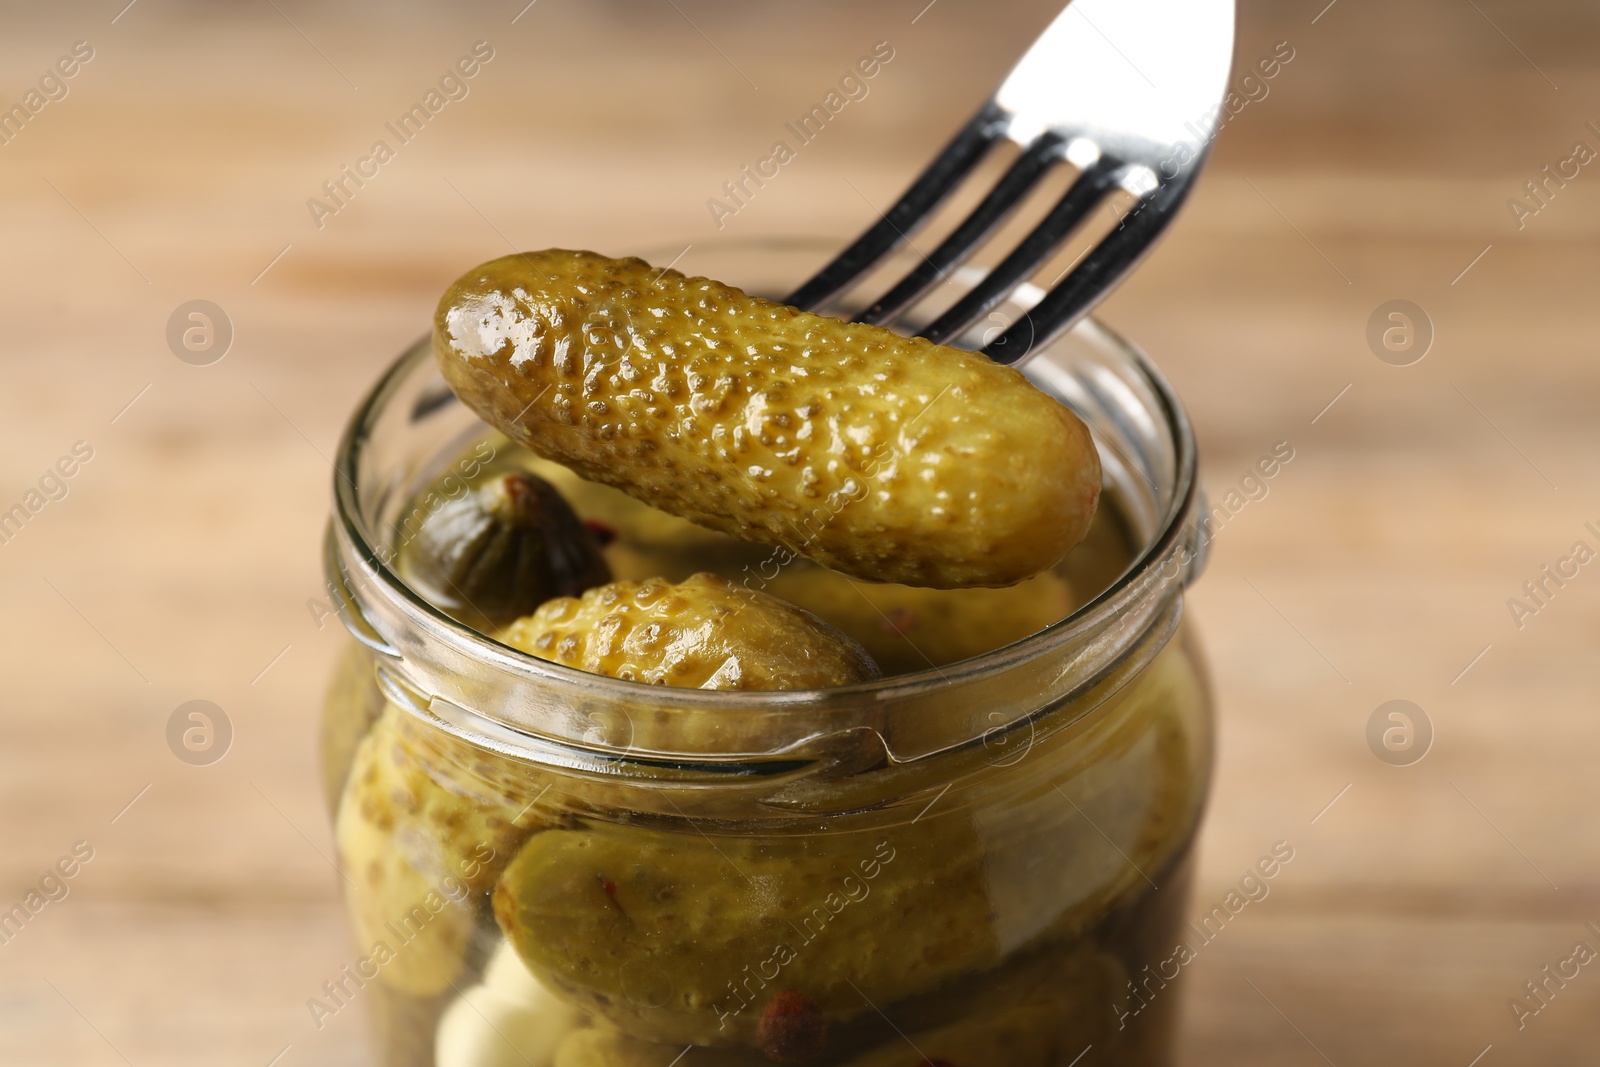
xmin=434 ymin=250 xmax=1101 ymax=588
xmin=493 ymin=820 xmax=996 ymax=1049
xmin=335 ymin=709 xmax=555 ymax=996
xmin=498 ymin=573 xmax=879 ymax=691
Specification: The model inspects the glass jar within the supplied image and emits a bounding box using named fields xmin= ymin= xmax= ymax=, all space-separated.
xmin=319 ymin=242 xmax=1212 ymax=1067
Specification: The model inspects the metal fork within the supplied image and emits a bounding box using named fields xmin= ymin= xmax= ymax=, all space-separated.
xmin=787 ymin=0 xmax=1234 ymax=365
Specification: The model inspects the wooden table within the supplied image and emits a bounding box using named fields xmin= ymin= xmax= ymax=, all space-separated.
xmin=1 ymin=1 xmax=1595 ymax=1063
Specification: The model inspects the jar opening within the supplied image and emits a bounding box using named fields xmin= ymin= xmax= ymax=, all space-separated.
xmin=329 ymin=249 xmax=1205 ymax=769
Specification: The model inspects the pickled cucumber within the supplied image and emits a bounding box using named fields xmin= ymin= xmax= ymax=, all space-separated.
xmin=487 ymin=638 xmax=1204 ymax=1052
xmin=554 ymin=1029 xmax=766 ymax=1067
xmin=497 ymin=573 xmax=879 ymax=691
xmin=762 ymin=565 xmax=1074 ymax=676
xmin=399 ymin=469 xmax=611 ymax=628
xmin=491 ymin=820 xmax=996 ymax=1048
xmin=840 ymin=983 xmax=1097 ymax=1067
xmin=434 ymin=250 xmax=1101 ymax=588
xmin=320 ymin=640 xmax=387 ymax=816
xmin=547 ymin=930 xmax=1126 ymax=1066
xmin=337 ymin=708 xmax=556 ymax=995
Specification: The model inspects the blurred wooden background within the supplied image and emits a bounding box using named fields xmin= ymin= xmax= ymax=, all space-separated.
xmin=1 ymin=0 xmax=1597 ymax=1063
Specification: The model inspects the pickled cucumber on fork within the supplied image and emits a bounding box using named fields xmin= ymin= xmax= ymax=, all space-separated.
xmin=525 ymin=453 xmax=774 ymax=584
xmin=433 ymin=250 xmax=1101 ymax=588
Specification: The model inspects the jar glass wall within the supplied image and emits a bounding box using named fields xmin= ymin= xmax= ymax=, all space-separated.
xmin=319 ymin=242 xmax=1213 ymax=1067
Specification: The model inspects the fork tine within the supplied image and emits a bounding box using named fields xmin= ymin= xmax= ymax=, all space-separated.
xmin=983 ymin=156 xmax=1204 ymax=365
xmin=784 ymin=102 xmax=1009 ymax=312
xmin=856 ymin=131 xmax=1065 ymax=328
xmin=917 ymin=156 xmax=1123 ymax=347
